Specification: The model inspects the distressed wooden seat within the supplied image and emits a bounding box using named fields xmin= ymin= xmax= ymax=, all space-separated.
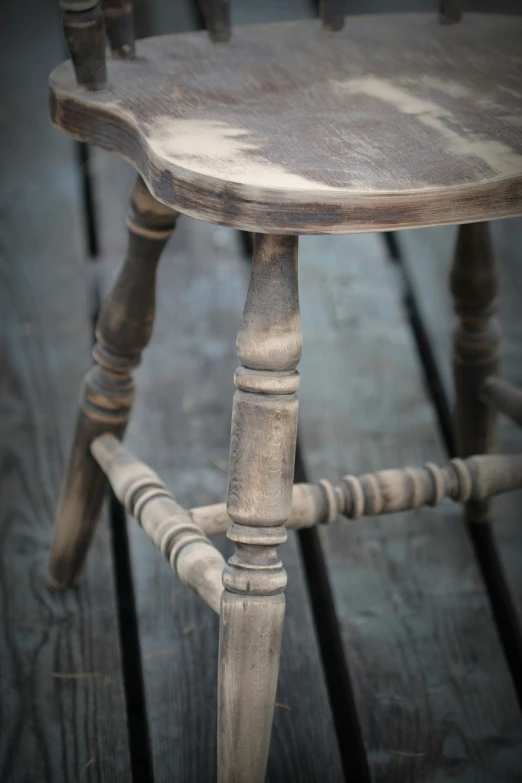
xmin=50 ymin=13 xmax=522 ymax=233
xmin=46 ymin=2 xmax=522 ymax=781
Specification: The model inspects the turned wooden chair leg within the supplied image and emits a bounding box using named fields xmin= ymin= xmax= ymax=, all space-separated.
xmin=47 ymin=175 xmax=178 ymax=589
xmin=218 ymin=234 xmax=301 ymax=783
xmin=451 ymin=222 xmax=501 ymax=525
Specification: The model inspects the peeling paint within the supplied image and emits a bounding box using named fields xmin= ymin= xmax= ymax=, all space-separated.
xmin=331 ymin=76 xmax=522 ymax=180
xmin=146 ymin=118 xmax=342 ymax=191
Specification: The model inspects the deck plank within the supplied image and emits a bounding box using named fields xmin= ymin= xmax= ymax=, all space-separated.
xmin=92 ymin=151 xmax=343 ymax=781
xmin=0 ymin=2 xmax=131 ymax=781
xmin=297 ymin=232 xmax=522 ymax=781
xmin=398 ymin=219 xmax=522 ymax=628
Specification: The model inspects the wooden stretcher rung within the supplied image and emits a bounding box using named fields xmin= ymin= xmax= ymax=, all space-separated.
xmin=91 ymin=433 xmax=225 ymax=613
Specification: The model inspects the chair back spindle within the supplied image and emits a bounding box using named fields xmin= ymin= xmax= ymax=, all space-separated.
xmin=60 ymin=0 xmax=107 ymax=89
xmin=198 ymin=0 xmax=231 ymax=43
xmin=440 ymin=0 xmax=462 ymax=24
xmin=59 ymin=0 xmax=136 ymax=88
xmin=198 ymin=0 xmax=345 ymax=41
xmin=320 ymin=0 xmax=345 ymax=32
xmin=101 ymin=0 xmax=136 ymax=58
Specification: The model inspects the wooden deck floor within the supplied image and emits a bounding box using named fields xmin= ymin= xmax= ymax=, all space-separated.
xmin=2 ymin=1 xmax=522 ymax=781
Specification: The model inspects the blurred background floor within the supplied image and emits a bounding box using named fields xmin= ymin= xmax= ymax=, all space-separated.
xmin=1 ymin=1 xmax=522 ymax=781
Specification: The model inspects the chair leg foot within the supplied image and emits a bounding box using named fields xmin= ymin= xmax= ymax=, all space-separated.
xmin=218 ymin=593 xmax=285 ymax=783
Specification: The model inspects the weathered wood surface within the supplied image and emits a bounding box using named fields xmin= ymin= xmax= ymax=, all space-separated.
xmin=297 ymin=232 xmax=522 ymax=780
xmin=7 ymin=2 xmax=520 ymax=780
xmin=187 ymin=451 xmax=522 ymax=534
xmin=93 ymin=150 xmax=343 ymax=781
xmin=450 ymin=222 xmax=500 ymax=525
xmin=485 ymin=377 xmax=522 ymax=429
xmin=102 ymin=0 xmax=137 ymax=58
xmin=398 ymin=219 xmax=522 ymax=627
xmin=60 ymin=0 xmax=108 ymax=89
xmin=50 ymin=14 xmax=522 ymax=234
xmin=92 ymin=434 xmax=225 ymax=614
xmin=47 ymin=175 xmax=178 ymax=591
xmin=219 ymin=234 xmax=301 ymax=783
xmin=0 ymin=1 xmax=131 ymax=780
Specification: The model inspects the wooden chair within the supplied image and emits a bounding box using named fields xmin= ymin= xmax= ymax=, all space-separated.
xmin=47 ymin=1 xmax=522 ymax=780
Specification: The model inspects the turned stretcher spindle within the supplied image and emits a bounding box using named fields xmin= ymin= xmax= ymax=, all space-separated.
xmin=189 ymin=483 xmax=325 ymax=535
xmin=323 ymin=455 xmax=522 ymax=521
xmin=91 ymin=436 xmax=522 ymax=565
xmin=189 ymin=454 xmax=522 ymax=535
xmin=91 ymin=434 xmax=225 ymax=613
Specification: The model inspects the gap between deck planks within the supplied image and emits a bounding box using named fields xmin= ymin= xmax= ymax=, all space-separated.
xmin=92 ymin=152 xmax=343 ymax=781
xmin=297 ymin=233 xmax=522 ymax=781
xmin=0 ymin=1 xmax=131 ymax=781
xmin=398 ymin=222 xmax=522 ymax=667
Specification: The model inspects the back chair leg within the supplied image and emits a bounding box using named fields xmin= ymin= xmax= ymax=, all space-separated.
xmin=218 ymin=234 xmax=301 ymax=783
xmin=47 ymin=175 xmax=178 ymax=589
xmin=450 ymin=222 xmax=501 ymax=525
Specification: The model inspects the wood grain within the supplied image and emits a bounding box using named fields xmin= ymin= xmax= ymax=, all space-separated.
xmin=451 ymin=223 xmax=500 ymax=525
xmin=297 ymin=231 xmax=522 ymax=781
xmin=0 ymin=0 xmax=130 ymax=778
xmin=50 ymin=14 xmax=522 ymax=233
xmin=186 ymin=450 xmax=522 ymax=535
xmin=91 ymin=434 xmax=225 ymax=613
xmin=398 ymin=218 xmax=522 ymax=629
xmin=219 ymin=234 xmax=300 ymax=782
xmin=47 ymin=175 xmax=177 ymax=589
xmin=92 ymin=149 xmax=343 ymax=781
xmin=60 ymin=0 xmax=107 ymax=89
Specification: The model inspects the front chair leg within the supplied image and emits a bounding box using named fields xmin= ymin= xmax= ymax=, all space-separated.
xmin=451 ymin=222 xmax=501 ymax=525
xmin=47 ymin=175 xmax=178 ymax=589
xmin=218 ymin=234 xmax=301 ymax=783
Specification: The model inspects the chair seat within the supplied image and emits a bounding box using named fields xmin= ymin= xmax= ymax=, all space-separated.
xmin=50 ymin=13 xmax=522 ymax=234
